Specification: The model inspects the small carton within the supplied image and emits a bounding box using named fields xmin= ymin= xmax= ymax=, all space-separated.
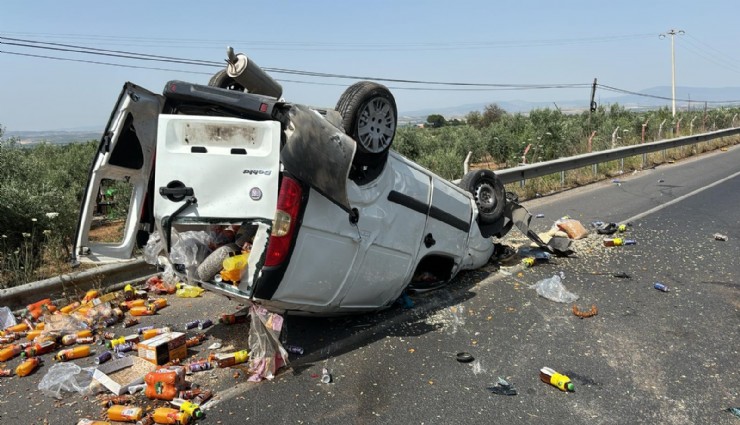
xmin=92 ymin=355 xmax=156 ymax=395
xmin=137 ymin=331 xmax=187 ymax=365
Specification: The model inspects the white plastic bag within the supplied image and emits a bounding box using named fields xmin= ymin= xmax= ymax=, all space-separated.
xmin=143 ymin=231 xmax=164 ymax=265
xmin=530 ymin=274 xmax=579 ymax=303
xmin=0 ymin=306 xmax=17 ymax=329
xmin=38 ymin=363 xmax=94 ymax=399
xmin=247 ymin=304 xmax=289 ymax=381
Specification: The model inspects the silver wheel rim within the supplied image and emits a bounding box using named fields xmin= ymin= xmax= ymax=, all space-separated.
xmin=474 ymin=181 xmax=497 ymax=212
xmin=356 ymin=97 xmax=395 ymax=153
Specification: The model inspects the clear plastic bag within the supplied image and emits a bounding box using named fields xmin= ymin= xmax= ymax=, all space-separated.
xmin=38 ymin=362 xmax=94 ymax=399
xmin=247 ymin=304 xmax=289 ymax=381
xmin=143 ymin=231 xmax=164 ymax=265
xmin=530 ymin=274 xmax=579 ymax=303
xmin=0 ymin=306 xmax=17 ymax=329
xmin=169 ymin=231 xmax=211 ymax=268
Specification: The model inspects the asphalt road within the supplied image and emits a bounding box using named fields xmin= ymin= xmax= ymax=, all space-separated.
xmin=1 ymin=146 xmax=738 ymax=424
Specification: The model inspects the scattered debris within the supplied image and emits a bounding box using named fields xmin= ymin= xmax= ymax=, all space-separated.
xmin=456 ymin=352 xmax=475 ymax=363
xmin=540 ymin=367 xmax=574 ymax=392
xmin=487 ymin=377 xmax=517 ymax=395
xmin=321 ymin=368 xmax=332 ymax=384
xmin=713 ymin=233 xmax=728 ymax=241
xmin=653 ymin=282 xmax=670 ymax=292
xmin=531 ymin=274 xmax=579 ymax=303
xmin=572 ymin=304 xmax=598 ymax=319
xmin=727 ymin=407 xmax=740 ymax=418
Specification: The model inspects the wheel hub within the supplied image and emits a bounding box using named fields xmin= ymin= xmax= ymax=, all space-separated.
xmin=474 ymin=182 xmax=497 ymax=212
xmin=357 ymin=98 xmax=395 ymax=153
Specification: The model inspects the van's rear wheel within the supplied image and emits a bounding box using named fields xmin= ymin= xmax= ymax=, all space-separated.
xmin=336 ymin=81 xmax=397 ymax=167
xmin=460 ymin=169 xmax=506 ymax=224
xmin=208 ymin=69 xmax=246 ymax=91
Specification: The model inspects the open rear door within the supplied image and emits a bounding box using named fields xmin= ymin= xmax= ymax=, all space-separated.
xmin=74 ymin=83 xmax=164 ymax=263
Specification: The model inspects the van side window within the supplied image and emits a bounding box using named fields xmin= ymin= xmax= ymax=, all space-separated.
xmin=109 ymin=114 xmax=144 ymax=169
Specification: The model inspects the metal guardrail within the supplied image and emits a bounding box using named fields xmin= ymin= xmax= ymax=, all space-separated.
xmin=494 ymin=128 xmax=740 ymax=184
xmin=0 ymin=259 xmax=157 ymax=311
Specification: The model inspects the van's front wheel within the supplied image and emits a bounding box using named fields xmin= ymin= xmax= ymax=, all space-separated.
xmin=460 ymin=169 xmax=505 ymax=224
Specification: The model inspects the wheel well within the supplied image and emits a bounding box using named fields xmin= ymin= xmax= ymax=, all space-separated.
xmin=411 ymin=255 xmax=455 ymax=284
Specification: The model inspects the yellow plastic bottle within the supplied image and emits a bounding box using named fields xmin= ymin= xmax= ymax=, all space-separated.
xmin=55 ymin=345 xmax=91 ymax=361
xmin=152 ymin=407 xmax=191 ymax=424
xmin=15 ymin=357 xmax=40 ymax=377
xmin=107 ymin=405 xmax=143 ymax=422
xmin=76 ymin=419 xmax=112 ymax=425
xmin=539 ymin=367 xmax=574 ymax=392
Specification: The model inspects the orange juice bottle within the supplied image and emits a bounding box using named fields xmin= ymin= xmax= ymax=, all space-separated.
xmin=107 ymin=405 xmax=143 ymax=422
xmin=55 ymin=345 xmax=91 ymax=361
xmin=150 ymin=298 xmax=168 ymax=311
xmin=59 ymin=301 xmax=81 ymax=314
xmin=83 ymin=289 xmax=100 ymax=302
xmin=5 ymin=322 xmax=29 ymax=334
xmin=0 ymin=344 xmax=22 ymax=361
xmin=129 ymin=306 xmax=155 ymax=317
xmin=34 ymin=322 xmax=45 ymax=330
xmin=15 ymin=357 xmax=40 ymax=377
xmin=26 ymin=329 xmax=43 ymax=341
xmin=142 ymin=327 xmax=171 ymax=340
xmin=122 ymin=299 xmax=147 ymax=310
xmin=152 ymin=407 xmax=191 ymax=424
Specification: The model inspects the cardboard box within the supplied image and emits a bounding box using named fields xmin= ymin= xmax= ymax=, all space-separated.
xmin=92 ymin=356 xmax=156 ymax=395
xmin=137 ymin=332 xmax=187 ymax=365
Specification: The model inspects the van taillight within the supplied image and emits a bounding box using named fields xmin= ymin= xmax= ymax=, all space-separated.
xmin=265 ymin=176 xmax=302 ymax=267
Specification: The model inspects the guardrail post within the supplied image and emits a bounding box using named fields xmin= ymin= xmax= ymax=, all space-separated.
xmin=560 ymin=170 xmax=565 ymax=187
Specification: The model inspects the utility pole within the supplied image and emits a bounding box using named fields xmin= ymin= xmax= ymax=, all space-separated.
xmin=660 ymin=29 xmax=685 ymax=117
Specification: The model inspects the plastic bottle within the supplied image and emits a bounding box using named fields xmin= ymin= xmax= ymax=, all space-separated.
xmin=170 ymin=399 xmax=204 ymax=420
xmin=539 ymin=367 xmax=574 ymax=392
xmin=0 ymin=344 xmax=22 ymax=362
xmin=152 ymin=408 xmax=191 ymax=425
xmin=22 ymin=340 xmax=56 ymax=358
xmin=82 ymin=289 xmax=100 ymax=303
xmin=129 ymin=306 xmax=156 ymax=317
xmin=15 ymin=357 xmax=41 ymax=377
xmin=55 ymin=345 xmax=91 ymax=361
xmin=124 ymin=284 xmax=135 ymax=301
xmin=151 ymin=298 xmax=168 ymax=311
xmin=215 ymin=349 xmax=249 ymax=368
xmin=108 ymin=405 xmax=143 ymax=422
xmin=603 ymin=238 xmax=636 ymax=247
xmin=142 ymin=327 xmax=171 ymax=340
xmin=60 ymin=301 xmax=81 ymax=314
xmin=25 ymin=329 xmax=43 ymax=341
xmin=5 ymin=322 xmax=29 ymax=334
xmin=123 ymin=299 xmax=147 ymax=310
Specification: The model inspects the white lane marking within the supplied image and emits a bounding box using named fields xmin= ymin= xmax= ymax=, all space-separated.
xmin=622 ymin=169 xmax=740 ymax=224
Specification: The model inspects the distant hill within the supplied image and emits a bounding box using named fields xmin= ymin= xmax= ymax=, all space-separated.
xmin=5 ymin=129 xmax=101 ymax=145
xmin=399 ymin=86 xmax=740 ymax=124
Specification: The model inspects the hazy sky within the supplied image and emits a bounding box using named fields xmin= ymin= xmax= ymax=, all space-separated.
xmin=2 ymin=0 xmax=739 ymax=131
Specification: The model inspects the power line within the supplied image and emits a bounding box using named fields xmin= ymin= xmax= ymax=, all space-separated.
xmin=0 ymin=36 xmax=589 ymax=89
xmin=0 ymin=31 xmax=656 ymax=51
xmin=4 ymin=36 xmax=740 ymax=105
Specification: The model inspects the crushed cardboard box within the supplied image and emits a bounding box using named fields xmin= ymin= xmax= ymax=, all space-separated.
xmin=93 ymin=355 xmax=156 ymax=395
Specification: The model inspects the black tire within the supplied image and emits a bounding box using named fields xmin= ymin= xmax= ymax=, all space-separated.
xmin=335 ymin=81 xmax=397 ymax=167
xmin=459 ymin=169 xmax=506 ymax=224
xmin=208 ymin=69 xmax=246 ymax=91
